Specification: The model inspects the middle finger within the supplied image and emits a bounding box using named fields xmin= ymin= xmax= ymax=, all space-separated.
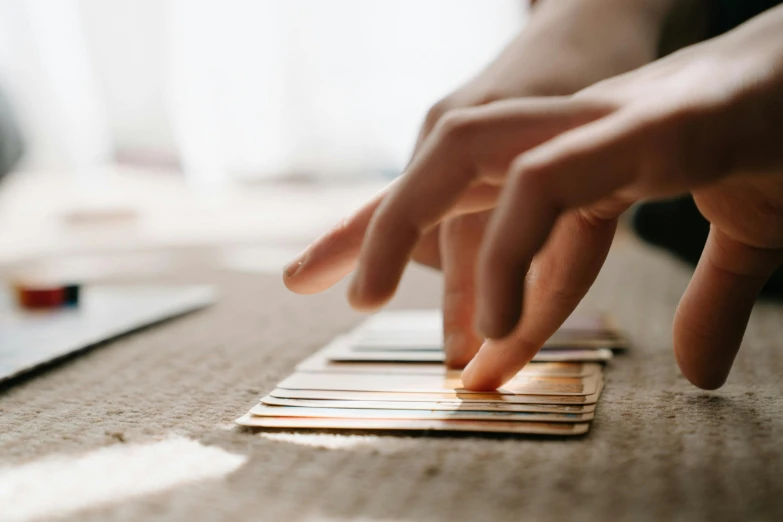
xmin=348 ymin=97 xmax=611 ymax=310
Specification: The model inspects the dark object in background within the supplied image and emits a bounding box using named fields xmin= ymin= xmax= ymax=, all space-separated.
xmin=13 ymin=281 xmax=81 ymax=309
xmin=632 ymin=197 xmax=709 ymax=268
xmin=0 ymin=85 xmax=24 ymax=182
xmin=708 ymin=0 xmax=783 ymax=36
xmin=631 ymin=197 xmax=783 ymax=298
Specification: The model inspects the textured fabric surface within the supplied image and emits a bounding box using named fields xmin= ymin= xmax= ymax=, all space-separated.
xmin=2 ymin=232 xmax=783 ymax=522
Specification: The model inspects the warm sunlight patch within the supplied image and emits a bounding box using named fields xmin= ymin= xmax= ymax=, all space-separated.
xmin=0 ymin=437 xmax=246 ymax=522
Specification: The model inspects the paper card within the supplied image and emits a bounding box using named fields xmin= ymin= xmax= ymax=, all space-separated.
xmin=296 ymin=354 xmax=600 ymax=377
xmin=260 ymin=395 xmax=596 ymax=413
xmin=326 ymin=345 xmax=613 ymax=363
xmin=350 ymin=329 xmax=625 ymax=350
xmin=349 ymin=310 xmax=627 ymax=352
xmin=278 ymin=371 xmax=600 ymax=396
xmin=268 ymin=379 xmax=604 ymax=405
xmin=353 ymin=309 xmax=611 ymax=336
xmin=249 ymin=403 xmax=594 ymax=422
xmin=235 ymin=413 xmax=591 ymax=435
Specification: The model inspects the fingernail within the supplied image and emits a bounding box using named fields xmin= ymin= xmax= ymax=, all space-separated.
xmin=283 ymin=250 xmax=308 ymax=278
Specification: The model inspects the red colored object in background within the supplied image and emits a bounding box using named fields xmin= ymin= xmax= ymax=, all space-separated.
xmin=15 ymin=286 xmax=65 ymax=309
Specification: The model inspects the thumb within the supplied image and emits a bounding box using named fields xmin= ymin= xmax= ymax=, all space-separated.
xmin=673 ymin=227 xmax=783 ymax=389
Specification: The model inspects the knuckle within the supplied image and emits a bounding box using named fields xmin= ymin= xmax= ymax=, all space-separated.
xmin=670 ymin=103 xmax=728 ymax=177
xmin=630 ymin=102 xmax=722 ymax=184
xmin=435 ymin=108 xmax=482 ymax=141
xmin=424 ymin=99 xmax=451 ymax=130
xmin=624 ymin=102 xmax=703 ymax=136
xmin=540 ymin=281 xmax=585 ymax=308
xmin=324 ymin=217 xmax=350 ymax=240
xmin=635 ymin=103 xmax=711 ymax=148
xmin=508 ymin=155 xmax=550 ymax=196
xmin=520 ymin=80 xmax=580 ymax=97
xmin=375 ymin=211 xmax=422 ymax=248
xmin=472 ymin=89 xmax=502 ymax=105
xmin=577 ymin=205 xmax=622 ymax=227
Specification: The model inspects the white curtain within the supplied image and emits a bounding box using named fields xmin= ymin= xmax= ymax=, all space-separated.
xmin=1 ymin=0 xmax=525 ymax=184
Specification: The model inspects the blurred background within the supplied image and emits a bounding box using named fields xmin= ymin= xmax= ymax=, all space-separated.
xmin=0 ymin=0 xmax=525 ymax=269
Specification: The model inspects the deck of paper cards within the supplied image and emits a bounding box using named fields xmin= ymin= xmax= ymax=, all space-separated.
xmin=237 ymin=310 xmax=627 ymax=436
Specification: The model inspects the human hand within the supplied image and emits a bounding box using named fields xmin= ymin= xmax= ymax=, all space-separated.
xmin=284 ymin=0 xmax=674 ymax=367
xmin=288 ymin=5 xmax=783 ymax=391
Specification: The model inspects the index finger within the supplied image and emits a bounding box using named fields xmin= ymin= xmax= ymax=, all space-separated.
xmin=283 ymin=185 xmax=389 ymax=295
xmin=282 ymin=179 xmax=500 ymax=294
xmin=348 ymin=97 xmax=612 ymax=310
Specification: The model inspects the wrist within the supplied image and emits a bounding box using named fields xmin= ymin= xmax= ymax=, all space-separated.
xmin=514 ymin=0 xmax=674 ymax=91
xmin=531 ymin=0 xmax=710 ymax=57
xmin=531 ymin=0 xmax=679 ymax=26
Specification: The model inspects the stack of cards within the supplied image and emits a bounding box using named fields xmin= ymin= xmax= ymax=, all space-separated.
xmin=237 ymin=310 xmax=627 ymax=436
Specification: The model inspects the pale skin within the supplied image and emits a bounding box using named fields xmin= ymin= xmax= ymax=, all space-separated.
xmin=284 ymin=2 xmax=783 ymax=391
xmin=284 ymin=0 xmax=673 ymax=365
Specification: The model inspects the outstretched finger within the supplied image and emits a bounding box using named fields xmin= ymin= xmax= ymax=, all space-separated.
xmin=462 ymin=207 xmax=623 ymax=390
xmin=349 ymin=97 xmax=612 ymax=310
xmin=441 ymin=213 xmax=490 ymax=368
xmin=474 ymin=103 xmax=731 ymax=339
xmin=475 ymin=112 xmax=651 ymax=339
xmin=283 ymin=186 xmax=389 ymax=294
xmin=283 ymin=94 xmax=465 ymax=294
xmin=674 ymin=227 xmax=783 ymax=389
xmin=283 ymin=179 xmax=502 ymax=294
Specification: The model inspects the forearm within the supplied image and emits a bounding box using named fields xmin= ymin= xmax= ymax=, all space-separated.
xmin=478 ymin=0 xmax=683 ymax=96
xmin=529 ymin=0 xmax=681 ymax=46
